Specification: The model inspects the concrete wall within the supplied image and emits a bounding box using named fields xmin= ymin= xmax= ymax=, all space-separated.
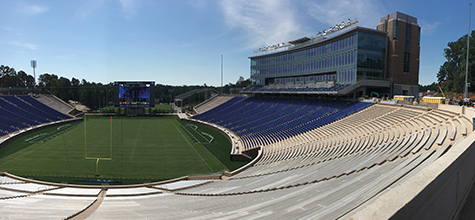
xmin=350 ymin=116 xmax=475 ymax=219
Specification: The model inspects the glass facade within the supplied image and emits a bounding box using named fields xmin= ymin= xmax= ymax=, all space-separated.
xmin=250 ymin=29 xmax=386 ymax=86
xmin=356 ymin=31 xmax=386 ymax=81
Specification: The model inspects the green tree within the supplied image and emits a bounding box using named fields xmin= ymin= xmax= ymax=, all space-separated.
xmin=57 ymin=77 xmax=72 ymax=101
xmin=49 ymin=78 xmax=58 ymax=96
xmin=0 ymin=65 xmax=22 ymax=87
xmin=0 ymin=65 xmax=16 ymax=78
xmin=17 ymin=70 xmax=35 ymax=88
xmin=438 ymin=30 xmax=475 ymax=94
xmin=38 ymin=73 xmax=59 ymax=90
xmin=71 ymin=77 xmax=80 ymax=101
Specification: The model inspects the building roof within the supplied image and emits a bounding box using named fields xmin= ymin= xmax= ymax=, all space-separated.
xmin=288 ymin=37 xmax=311 ymax=45
xmin=380 ymin=11 xmax=417 ymax=24
xmin=249 ymin=26 xmax=387 ymax=59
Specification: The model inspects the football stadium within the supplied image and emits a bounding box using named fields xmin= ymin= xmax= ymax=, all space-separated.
xmin=1 ymin=11 xmax=475 ymax=220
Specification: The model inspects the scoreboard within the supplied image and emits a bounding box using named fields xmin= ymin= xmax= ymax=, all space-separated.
xmin=114 ymin=81 xmax=155 ymax=107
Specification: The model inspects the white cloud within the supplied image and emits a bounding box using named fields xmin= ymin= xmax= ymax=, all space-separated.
xmin=305 ymin=0 xmax=384 ymax=29
xmin=76 ymin=0 xmax=139 ymax=19
xmin=220 ymin=0 xmax=302 ymax=49
xmin=188 ymin=0 xmax=210 ymax=10
xmin=118 ymin=0 xmax=140 ymax=17
xmin=76 ymin=0 xmax=107 ymax=20
xmin=9 ymin=41 xmax=38 ymax=50
xmin=419 ymin=20 xmax=441 ymax=36
xmin=19 ymin=4 xmax=49 ymax=16
xmin=1 ymin=26 xmax=13 ymax=32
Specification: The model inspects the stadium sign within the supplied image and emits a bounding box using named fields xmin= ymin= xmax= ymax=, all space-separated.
xmin=315 ymin=18 xmax=358 ymax=39
xmin=254 ymin=43 xmax=290 ymax=54
xmin=253 ymin=18 xmax=358 ymax=54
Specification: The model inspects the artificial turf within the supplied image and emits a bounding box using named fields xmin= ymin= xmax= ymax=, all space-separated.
xmin=0 ymin=115 xmax=247 ymax=185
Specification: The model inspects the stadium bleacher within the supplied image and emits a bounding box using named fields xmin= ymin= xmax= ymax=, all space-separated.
xmin=0 ymin=95 xmax=472 ymax=219
xmin=0 ymin=95 xmax=72 ymax=137
xmin=193 ymin=97 xmax=373 ymax=150
xmin=194 ymin=95 xmax=235 ymax=114
xmin=34 ymin=94 xmax=74 ymax=115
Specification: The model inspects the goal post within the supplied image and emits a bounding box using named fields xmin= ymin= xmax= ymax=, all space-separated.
xmin=84 ymin=115 xmax=113 ymax=175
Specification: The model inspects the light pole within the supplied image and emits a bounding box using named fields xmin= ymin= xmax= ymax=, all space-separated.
xmin=31 ymin=60 xmax=37 ymax=89
xmin=465 ymin=3 xmax=471 ymax=100
xmin=221 ymin=55 xmax=223 ymax=94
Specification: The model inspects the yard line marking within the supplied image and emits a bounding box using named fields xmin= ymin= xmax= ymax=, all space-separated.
xmin=173 ymin=121 xmax=213 ymax=172
xmin=87 ymin=121 xmax=112 ymax=157
xmin=129 ymin=119 xmax=143 ymax=161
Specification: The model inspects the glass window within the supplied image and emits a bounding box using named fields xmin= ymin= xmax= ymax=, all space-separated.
xmin=326 ymin=44 xmax=332 ymax=53
xmin=418 ymin=26 xmax=421 ymax=46
xmin=393 ymin=20 xmax=398 ymax=40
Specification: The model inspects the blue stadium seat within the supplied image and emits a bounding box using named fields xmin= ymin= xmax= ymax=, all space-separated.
xmin=192 ymin=97 xmax=373 ymax=150
xmin=0 ymin=95 xmax=72 ymax=136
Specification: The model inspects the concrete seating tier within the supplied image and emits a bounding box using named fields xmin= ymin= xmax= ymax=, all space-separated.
xmin=194 ymin=95 xmax=235 ymax=114
xmin=164 ymin=104 xmax=470 ymax=218
xmin=0 ymin=194 xmax=96 ymax=219
xmin=0 ymin=103 xmax=471 ymax=219
xmin=34 ymin=94 xmax=74 ymax=116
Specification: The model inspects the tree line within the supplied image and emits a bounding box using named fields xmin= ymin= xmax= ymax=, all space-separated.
xmin=0 ymin=65 xmax=251 ymax=110
xmin=0 ymin=65 xmax=35 ymax=88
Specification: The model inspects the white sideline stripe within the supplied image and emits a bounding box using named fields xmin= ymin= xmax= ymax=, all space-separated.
xmin=173 ymin=121 xmax=213 ymax=172
xmin=184 ymin=124 xmax=213 ymax=143
xmin=128 ymin=119 xmax=142 ymax=161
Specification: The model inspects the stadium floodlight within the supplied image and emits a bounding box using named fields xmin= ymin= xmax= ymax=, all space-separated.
xmin=31 ymin=60 xmax=37 ymax=89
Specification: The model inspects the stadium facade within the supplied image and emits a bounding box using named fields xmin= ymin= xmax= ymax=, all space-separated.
xmin=245 ymin=11 xmax=420 ymax=98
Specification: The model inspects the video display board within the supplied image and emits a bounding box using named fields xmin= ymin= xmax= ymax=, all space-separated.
xmin=114 ymin=81 xmax=155 ymax=107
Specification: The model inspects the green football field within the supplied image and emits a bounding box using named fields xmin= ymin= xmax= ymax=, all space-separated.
xmin=0 ymin=115 xmax=247 ymax=185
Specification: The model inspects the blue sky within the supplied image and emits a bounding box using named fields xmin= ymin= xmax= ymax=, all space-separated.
xmin=0 ymin=0 xmax=473 ymax=86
